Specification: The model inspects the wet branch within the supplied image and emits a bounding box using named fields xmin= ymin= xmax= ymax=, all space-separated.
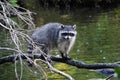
xmin=0 ymin=53 xmax=120 ymax=69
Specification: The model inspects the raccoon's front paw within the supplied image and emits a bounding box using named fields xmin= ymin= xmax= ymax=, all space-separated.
xmin=62 ymin=56 xmax=72 ymax=60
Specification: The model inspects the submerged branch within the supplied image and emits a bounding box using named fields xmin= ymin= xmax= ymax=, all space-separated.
xmin=0 ymin=53 xmax=120 ymax=69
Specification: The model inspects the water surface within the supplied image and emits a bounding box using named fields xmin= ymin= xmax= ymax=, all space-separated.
xmin=0 ymin=6 xmax=120 ymax=80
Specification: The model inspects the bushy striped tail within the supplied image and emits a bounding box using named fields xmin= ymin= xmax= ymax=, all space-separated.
xmin=27 ymin=42 xmax=33 ymax=54
xmin=27 ymin=42 xmax=34 ymax=67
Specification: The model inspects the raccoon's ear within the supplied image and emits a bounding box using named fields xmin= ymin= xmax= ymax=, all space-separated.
xmin=60 ymin=25 xmax=64 ymax=29
xmin=73 ymin=25 xmax=76 ymax=30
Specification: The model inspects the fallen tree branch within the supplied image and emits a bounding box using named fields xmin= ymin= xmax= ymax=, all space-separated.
xmin=0 ymin=53 xmax=120 ymax=69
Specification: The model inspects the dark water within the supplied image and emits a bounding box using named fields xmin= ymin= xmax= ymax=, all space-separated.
xmin=1 ymin=6 xmax=120 ymax=80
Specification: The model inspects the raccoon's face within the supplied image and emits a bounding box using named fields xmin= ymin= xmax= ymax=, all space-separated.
xmin=59 ymin=25 xmax=77 ymax=40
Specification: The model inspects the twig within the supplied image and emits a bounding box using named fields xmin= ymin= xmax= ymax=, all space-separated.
xmin=0 ymin=1 xmax=36 ymax=79
xmin=105 ymin=74 xmax=114 ymax=80
xmin=33 ymin=59 xmax=47 ymax=80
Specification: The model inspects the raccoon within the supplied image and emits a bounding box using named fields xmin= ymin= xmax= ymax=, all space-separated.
xmin=28 ymin=23 xmax=77 ymax=59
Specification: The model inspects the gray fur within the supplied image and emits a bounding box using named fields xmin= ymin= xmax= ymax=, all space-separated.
xmin=28 ymin=22 xmax=77 ymax=58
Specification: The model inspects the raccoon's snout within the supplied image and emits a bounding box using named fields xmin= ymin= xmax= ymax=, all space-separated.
xmin=61 ymin=32 xmax=75 ymax=40
xmin=64 ymin=36 xmax=71 ymax=39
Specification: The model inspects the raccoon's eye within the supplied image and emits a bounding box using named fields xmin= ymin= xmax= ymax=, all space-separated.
xmin=61 ymin=33 xmax=69 ymax=36
xmin=69 ymin=33 xmax=75 ymax=36
xmin=61 ymin=33 xmax=75 ymax=36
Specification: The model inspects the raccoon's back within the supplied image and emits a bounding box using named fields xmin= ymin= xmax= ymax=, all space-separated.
xmin=31 ymin=23 xmax=62 ymax=47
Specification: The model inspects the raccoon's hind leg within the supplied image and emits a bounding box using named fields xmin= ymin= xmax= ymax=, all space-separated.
xmin=40 ymin=46 xmax=49 ymax=59
xmin=40 ymin=46 xmax=52 ymax=62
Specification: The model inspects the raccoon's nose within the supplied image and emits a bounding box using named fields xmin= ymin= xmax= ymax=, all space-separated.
xmin=66 ymin=37 xmax=69 ymax=39
xmin=64 ymin=36 xmax=69 ymax=39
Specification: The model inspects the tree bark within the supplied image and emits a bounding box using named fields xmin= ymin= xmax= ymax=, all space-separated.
xmin=0 ymin=53 xmax=120 ymax=69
